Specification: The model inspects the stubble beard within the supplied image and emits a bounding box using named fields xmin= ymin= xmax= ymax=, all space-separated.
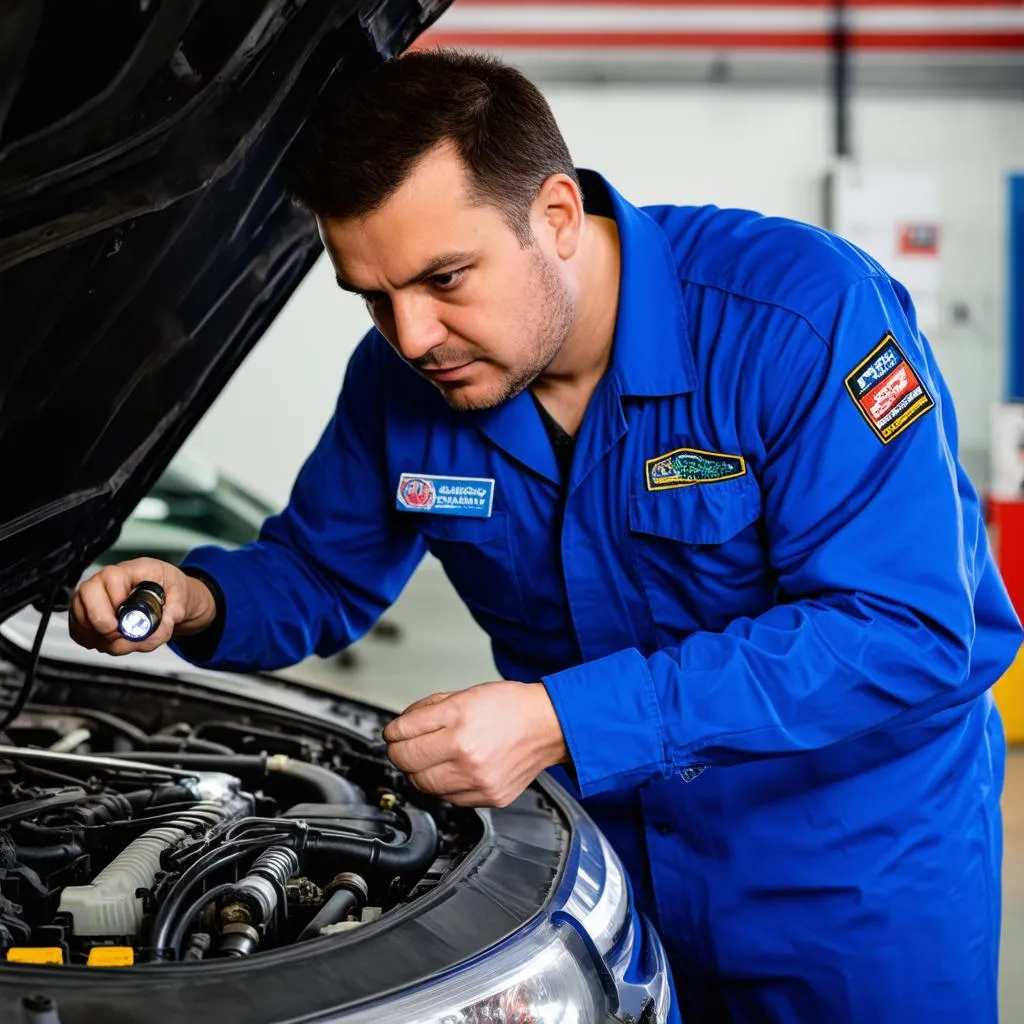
xmin=441 ymin=249 xmax=576 ymax=414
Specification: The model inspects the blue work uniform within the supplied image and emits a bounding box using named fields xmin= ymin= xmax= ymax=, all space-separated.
xmin=175 ymin=171 xmax=1022 ymax=1023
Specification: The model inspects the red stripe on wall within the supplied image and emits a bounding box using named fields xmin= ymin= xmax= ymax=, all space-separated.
xmin=453 ymin=0 xmax=1024 ymax=8
xmin=420 ymin=29 xmax=1024 ymax=49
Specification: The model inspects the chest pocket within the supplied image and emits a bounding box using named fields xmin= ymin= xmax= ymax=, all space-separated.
xmin=416 ymin=512 xmax=528 ymax=626
xmin=627 ymin=474 xmax=772 ymax=637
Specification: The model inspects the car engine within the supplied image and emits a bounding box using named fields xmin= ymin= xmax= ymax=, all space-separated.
xmin=0 ymin=700 xmax=477 ymax=967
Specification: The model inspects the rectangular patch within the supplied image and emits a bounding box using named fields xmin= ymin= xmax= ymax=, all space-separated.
xmin=645 ymin=447 xmax=746 ymax=492
xmin=396 ymin=473 xmax=494 ymax=517
xmin=844 ymin=333 xmax=935 ymax=445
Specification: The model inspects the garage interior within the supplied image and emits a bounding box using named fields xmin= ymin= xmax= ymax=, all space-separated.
xmin=177 ymin=1 xmax=1024 ymax=1017
xmin=2 ymin=0 xmax=1022 ymax=1019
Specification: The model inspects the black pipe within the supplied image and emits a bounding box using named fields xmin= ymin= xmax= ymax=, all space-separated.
xmin=296 ymin=888 xmax=358 ymax=942
xmin=0 ymin=789 xmax=88 ymax=825
xmin=26 ymin=705 xmax=151 ymax=746
xmin=167 ymin=881 xmax=237 ymax=958
xmin=144 ymin=735 xmax=235 ymax=755
xmin=148 ymin=836 xmax=294 ymax=958
xmin=225 ymin=807 xmax=437 ymax=877
xmin=273 ymin=757 xmax=360 ymax=805
xmin=832 ymin=0 xmax=851 ymax=159
xmin=97 ymin=751 xmax=267 ymax=772
xmin=97 ymin=752 xmax=361 ymax=805
xmin=308 ymin=806 xmax=438 ymax=878
xmin=15 ymin=842 xmax=84 ymax=869
xmin=149 ymin=807 xmax=437 ymax=959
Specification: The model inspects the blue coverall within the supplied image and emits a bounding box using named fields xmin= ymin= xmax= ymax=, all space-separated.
xmin=175 ymin=171 xmax=1023 ymax=1022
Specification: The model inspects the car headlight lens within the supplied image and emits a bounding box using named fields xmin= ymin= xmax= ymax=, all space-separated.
xmin=338 ymin=800 xmax=633 ymax=1024
xmin=340 ymin=920 xmax=606 ymax=1024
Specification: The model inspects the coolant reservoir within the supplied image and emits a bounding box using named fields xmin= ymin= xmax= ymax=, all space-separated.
xmin=59 ymin=826 xmax=186 ymax=936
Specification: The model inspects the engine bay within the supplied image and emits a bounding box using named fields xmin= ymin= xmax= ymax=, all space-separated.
xmin=0 ymin=690 xmax=479 ymax=968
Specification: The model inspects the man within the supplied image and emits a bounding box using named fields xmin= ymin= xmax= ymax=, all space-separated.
xmin=69 ymin=50 xmax=1021 ymax=1022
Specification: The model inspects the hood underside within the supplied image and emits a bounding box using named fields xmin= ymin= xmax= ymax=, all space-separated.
xmin=0 ymin=0 xmax=449 ymax=621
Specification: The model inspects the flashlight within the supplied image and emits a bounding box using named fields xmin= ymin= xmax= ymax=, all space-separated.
xmin=116 ymin=581 xmax=165 ymax=642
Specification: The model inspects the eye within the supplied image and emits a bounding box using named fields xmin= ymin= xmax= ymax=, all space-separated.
xmin=430 ymin=269 xmax=465 ymax=292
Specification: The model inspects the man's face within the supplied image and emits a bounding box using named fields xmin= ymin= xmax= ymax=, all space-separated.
xmin=318 ymin=145 xmax=576 ymax=412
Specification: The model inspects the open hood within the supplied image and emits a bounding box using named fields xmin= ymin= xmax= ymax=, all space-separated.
xmin=0 ymin=0 xmax=449 ymax=621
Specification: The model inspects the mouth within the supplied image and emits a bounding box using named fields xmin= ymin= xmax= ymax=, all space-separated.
xmin=421 ymin=361 xmax=475 ymax=383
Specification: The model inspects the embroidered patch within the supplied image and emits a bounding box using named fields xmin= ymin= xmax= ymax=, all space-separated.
xmin=645 ymin=447 xmax=746 ymax=491
xmin=844 ymin=333 xmax=934 ymax=445
xmin=395 ymin=473 xmax=494 ymax=517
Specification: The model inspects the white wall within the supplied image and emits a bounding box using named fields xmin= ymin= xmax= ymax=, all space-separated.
xmin=184 ymin=84 xmax=1024 ymax=503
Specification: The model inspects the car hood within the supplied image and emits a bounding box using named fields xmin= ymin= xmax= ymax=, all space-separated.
xmin=0 ymin=0 xmax=448 ymax=621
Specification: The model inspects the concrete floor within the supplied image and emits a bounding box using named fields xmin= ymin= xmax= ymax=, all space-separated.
xmin=283 ymin=557 xmax=1024 ymax=1020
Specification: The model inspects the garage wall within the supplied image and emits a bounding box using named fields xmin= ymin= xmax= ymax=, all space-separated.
xmin=183 ymin=83 xmax=1024 ymax=506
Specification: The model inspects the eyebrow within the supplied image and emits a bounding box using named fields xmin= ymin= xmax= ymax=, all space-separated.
xmin=335 ymin=250 xmax=478 ymax=296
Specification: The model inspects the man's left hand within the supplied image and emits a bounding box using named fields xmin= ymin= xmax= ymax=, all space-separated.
xmin=382 ymin=681 xmax=568 ymax=807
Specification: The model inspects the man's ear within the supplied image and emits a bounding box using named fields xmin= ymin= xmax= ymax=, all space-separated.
xmin=532 ymin=174 xmax=584 ymax=261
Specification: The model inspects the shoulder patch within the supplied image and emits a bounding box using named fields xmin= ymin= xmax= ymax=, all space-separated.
xmin=844 ymin=333 xmax=934 ymax=445
xmin=646 ymin=447 xmax=746 ymax=491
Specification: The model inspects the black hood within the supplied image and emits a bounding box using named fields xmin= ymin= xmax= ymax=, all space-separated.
xmin=0 ymin=0 xmax=448 ymax=620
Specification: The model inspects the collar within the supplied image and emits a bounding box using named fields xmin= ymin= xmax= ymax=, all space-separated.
xmin=578 ymin=169 xmax=697 ymax=398
xmin=469 ymin=171 xmax=695 ymax=486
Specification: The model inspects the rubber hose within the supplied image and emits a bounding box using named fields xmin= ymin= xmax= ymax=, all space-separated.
xmin=0 ymin=789 xmax=88 ymax=825
xmin=296 ymin=889 xmax=358 ymax=942
xmin=144 ymin=736 xmax=235 ymax=755
xmin=167 ymin=881 xmax=237 ymax=958
xmin=15 ymin=842 xmax=84 ymax=868
xmin=148 ymin=837 xmax=292 ymax=958
xmin=308 ymin=806 xmax=438 ymax=878
xmin=270 ymin=757 xmax=360 ymax=805
xmin=100 ymin=752 xmax=361 ymax=804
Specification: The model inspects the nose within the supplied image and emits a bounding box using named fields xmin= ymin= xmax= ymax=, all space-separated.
xmin=388 ymin=294 xmax=447 ymax=363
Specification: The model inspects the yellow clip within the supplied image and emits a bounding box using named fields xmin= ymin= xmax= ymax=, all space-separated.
xmin=6 ymin=947 xmax=63 ymax=965
xmin=87 ymin=947 xmax=134 ymax=967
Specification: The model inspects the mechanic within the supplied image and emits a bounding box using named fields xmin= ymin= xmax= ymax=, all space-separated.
xmin=69 ymin=50 xmax=1022 ymax=1023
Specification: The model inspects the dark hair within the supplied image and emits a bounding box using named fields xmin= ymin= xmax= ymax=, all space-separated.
xmin=287 ymin=49 xmax=578 ymax=244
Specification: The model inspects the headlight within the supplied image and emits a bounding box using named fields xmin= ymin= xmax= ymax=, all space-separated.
xmin=340 ymin=919 xmax=606 ymax=1024
xmin=338 ymin=799 xmax=634 ymax=1024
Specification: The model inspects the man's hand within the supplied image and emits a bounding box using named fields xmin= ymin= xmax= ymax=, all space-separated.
xmin=383 ymin=682 xmax=568 ymax=807
xmin=69 ymin=558 xmax=217 ymax=656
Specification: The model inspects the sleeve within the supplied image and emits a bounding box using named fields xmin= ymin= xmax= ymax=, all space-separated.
xmin=169 ymin=332 xmax=425 ymax=672
xmin=541 ymin=274 xmax=1023 ymax=797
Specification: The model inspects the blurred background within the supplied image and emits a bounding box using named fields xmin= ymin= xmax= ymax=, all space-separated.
xmin=162 ymin=2 xmax=1024 ymax=1013
xmin=178 ymin=0 xmax=1024 ymax=710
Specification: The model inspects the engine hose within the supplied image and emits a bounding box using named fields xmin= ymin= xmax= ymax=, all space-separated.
xmin=223 ymin=846 xmax=298 ymax=927
xmin=144 ymin=735 xmax=235 ymax=756
xmin=15 ymin=842 xmax=84 ymax=869
xmin=267 ymin=756 xmax=361 ymax=805
xmin=0 ymin=746 xmax=199 ymax=781
xmin=308 ymin=806 xmax=438 ymax=878
xmin=27 ymin=705 xmax=150 ymax=746
xmin=95 ymin=752 xmax=361 ymax=804
xmin=67 ymin=791 xmax=136 ymax=827
xmin=224 ymin=807 xmax=437 ymax=877
xmin=12 ymin=803 xmax=220 ymax=842
xmin=147 ymin=837 xmax=293 ymax=959
xmin=167 ymin=881 xmax=238 ymax=957
xmin=297 ymin=873 xmax=368 ymax=942
xmin=297 ymin=889 xmax=359 ymax=942
xmin=150 ymin=808 xmax=436 ymax=957
xmin=125 ymin=784 xmax=200 ymax=811
xmin=0 ymin=789 xmax=88 ymax=825
xmin=117 ymin=806 xmax=226 ymax=832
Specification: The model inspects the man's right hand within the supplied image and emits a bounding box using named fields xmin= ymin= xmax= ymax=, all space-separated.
xmin=69 ymin=558 xmax=217 ymax=656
